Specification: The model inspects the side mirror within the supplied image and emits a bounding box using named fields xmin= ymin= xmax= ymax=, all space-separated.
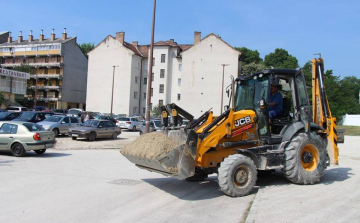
xmin=98 ymin=125 xmax=102 ymax=128
xmin=224 ymin=105 xmax=229 ymax=111
xmin=61 ymin=121 xmax=65 ymax=124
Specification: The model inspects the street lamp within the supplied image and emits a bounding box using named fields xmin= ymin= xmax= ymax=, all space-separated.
xmin=220 ymin=64 xmax=229 ymax=114
xmin=110 ymin=65 xmax=119 ymax=115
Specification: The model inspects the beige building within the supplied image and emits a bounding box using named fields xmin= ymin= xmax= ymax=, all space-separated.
xmin=86 ymin=31 xmax=240 ymax=117
xmin=0 ymin=29 xmax=88 ymax=109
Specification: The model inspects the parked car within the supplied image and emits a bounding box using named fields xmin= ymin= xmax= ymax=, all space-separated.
xmin=52 ymin=109 xmax=67 ymax=115
xmin=13 ymin=111 xmax=54 ymax=123
xmin=139 ymin=119 xmax=164 ymax=135
xmin=117 ymin=117 xmax=143 ymax=131
xmin=0 ymin=112 xmax=22 ymax=121
xmin=6 ymin=106 xmax=28 ymax=112
xmin=68 ymin=119 xmax=121 ymax=141
xmin=67 ymin=108 xmax=84 ymax=118
xmin=38 ymin=115 xmax=81 ymax=137
xmin=94 ymin=115 xmax=117 ymax=124
xmin=35 ymin=106 xmax=46 ymax=111
xmin=0 ymin=121 xmax=55 ymax=157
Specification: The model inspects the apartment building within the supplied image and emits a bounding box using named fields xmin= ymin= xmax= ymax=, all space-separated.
xmin=0 ymin=29 xmax=88 ymax=109
xmin=87 ymin=31 xmax=240 ymax=117
xmin=0 ymin=31 xmax=10 ymax=44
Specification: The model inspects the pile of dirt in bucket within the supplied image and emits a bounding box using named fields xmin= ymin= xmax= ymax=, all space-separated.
xmin=120 ymin=132 xmax=181 ymax=159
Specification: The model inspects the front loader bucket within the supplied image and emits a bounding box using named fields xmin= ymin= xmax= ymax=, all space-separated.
xmin=121 ymin=129 xmax=198 ymax=180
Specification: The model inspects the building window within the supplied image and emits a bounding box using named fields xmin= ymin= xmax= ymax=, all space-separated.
xmin=151 ymin=88 xmax=153 ymax=96
xmin=134 ymin=92 xmax=138 ymax=99
xmin=177 ymin=94 xmax=181 ymax=100
xmin=152 ymin=58 xmax=155 ymax=66
xmin=143 ymin=107 xmax=146 ymax=113
xmin=159 ymin=84 xmax=164 ymax=93
xmin=152 ymin=73 xmax=154 ymax=81
xmin=178 ymin=78 xmax=181 ymax=86
xmin=160 ymin=69 xmax=165 ymax=78
xmin=179 ymin=64 xmax=182 ymax=71
xmin=144 ymin=78 xmax=147 ymax=84
xmin=161 ymin=54 xmax=165 ymax=63
xmin=133 ymin=107 xmax=137 ymax=114
xmin=143 ymin=93 xmax=146 ymax=99
xmin=135 ymin=77 xmax=139 ymax=84
xmin=159 ymin=100 xmax=163 ymax=106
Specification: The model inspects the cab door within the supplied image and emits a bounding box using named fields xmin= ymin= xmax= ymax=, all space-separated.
xmin=295 ymin=69 xmax=311 ymax=133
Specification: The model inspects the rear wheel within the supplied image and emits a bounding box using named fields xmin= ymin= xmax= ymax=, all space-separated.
xmin=139 ymin=131 xmax=143 ymax=135
xmin=132 ymin=126 xmax=136 ymax=131
xmin=53 ymin=128 xmax=59 ymax=137
xmin=72 ymin=137 xmax=77 ymax=140
xmin=11 ymin=143 xmax=26 ymax=157
xmin=111 ymin=132 xmax=117 ymax=140
xmin=218 ymin=154 xmax=257 ymax=197
xmin=88 ymin=132 xmax=96 ymax=141
xmin=34 ymin=149 xmax=46 ymax=154
xmin=283 ymin=132 xmax=327 ymax=184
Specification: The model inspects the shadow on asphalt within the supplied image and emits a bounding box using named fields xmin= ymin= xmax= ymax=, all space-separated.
xmin=73 ymin=137 xmax=127 ymax=142
xmin=0 ymin=151 xmax=71 ymax=158
xmin=142 ymin=175 xmax=224 ymax=200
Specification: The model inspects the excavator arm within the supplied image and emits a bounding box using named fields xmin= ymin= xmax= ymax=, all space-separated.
xmin=311 ymin=58 xmax=342 ymax=165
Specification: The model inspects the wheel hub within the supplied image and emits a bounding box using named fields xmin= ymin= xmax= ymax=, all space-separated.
xmin=302 ymin=151 xmax=313 ymax=163
xmin=235 ymin=168 xmax=248 ymax=185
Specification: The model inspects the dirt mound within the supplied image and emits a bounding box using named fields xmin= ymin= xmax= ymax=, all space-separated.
xmin=120 ymin=132 xmax=181 ymax=159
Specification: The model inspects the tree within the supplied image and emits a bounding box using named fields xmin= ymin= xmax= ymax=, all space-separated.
xmin=264 ymin=48 xmax=299 ymax=69
xmin=151 ymin=104 xmax=161 ymax=117
xmin=235 ymin=47 xmax=263 ymax=65
xmin=79 ymin=43 xmax=94 ymax=57
xmin=12 ymin=64 xmax=35 ymax=74
xmin=242 ymin=62 xmax=267 ymax=76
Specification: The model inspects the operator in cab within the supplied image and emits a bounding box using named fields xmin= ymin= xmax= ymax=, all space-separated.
xmin=269 ymin=84 xmax=283 ymax=122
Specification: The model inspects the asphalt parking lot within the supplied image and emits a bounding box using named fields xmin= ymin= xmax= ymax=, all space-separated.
xmin=0 ymin=133 xmax=359 ymax=223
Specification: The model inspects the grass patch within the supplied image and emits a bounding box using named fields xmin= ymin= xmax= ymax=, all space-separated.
xmin=338 ymin=125 xmax=360 ymax=136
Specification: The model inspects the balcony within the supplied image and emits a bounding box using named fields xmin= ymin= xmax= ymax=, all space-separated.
xmin=30 ymin=74 xmax=63 ymax=79
xmin=26 ymin=96 xmax=61 ymax=102
xmin=0 ymin=49 xmax=61 ymax=57
xmin=1 ymin=62 xmax=63 ymax=68
xmin=27 ymin=85 xmax=62 ymax=91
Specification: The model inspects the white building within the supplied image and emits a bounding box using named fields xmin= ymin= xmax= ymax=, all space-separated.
xmin=86 ymin=31 xmax=240 ymax=117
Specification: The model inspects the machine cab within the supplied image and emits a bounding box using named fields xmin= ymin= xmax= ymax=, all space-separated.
xmin=234 ymin=69 xmax=310 ymax=143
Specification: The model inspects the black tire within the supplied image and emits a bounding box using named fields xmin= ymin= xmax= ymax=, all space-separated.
xmin=132 ymin=126 xmax=136 ymax=131
xmin=186 ymin=172 xmax=208 ymax=181
xmin=34 ymin=149 xmax=46 ymax=154
xmin=283 ymin=132 xmax=327 ymax=184
xmin=88 ymin=132 xmax=96 ymax=141
xmin=111 ymin=132 xmax=117 ymax=140
xmin=53 ymin=128 xmax=59 ymax=137
xmin=11 ymin=143 xmax=26 ymax=157
xmin=72 ymin=137 xmax=77 ymax=140
xmin=218 ymin=154 xmax=257 ymax=197
xmin=139 ymin=131 xmax=143 ymax=136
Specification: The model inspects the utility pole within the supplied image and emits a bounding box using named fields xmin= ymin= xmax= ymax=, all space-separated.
xmin=220 ymin=64 xmax=229 ymax=114
xmin=110 ymin=65 xmax=118 ymax=115
xmin=145 ymin=0 xmax=156 ymax=134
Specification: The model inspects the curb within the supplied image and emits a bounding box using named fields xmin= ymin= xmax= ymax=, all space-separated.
xmin=245 ymin=186 xmax=265 ymax=223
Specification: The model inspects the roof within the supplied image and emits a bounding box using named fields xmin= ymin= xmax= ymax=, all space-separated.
xmin=235 ymin=69 xmax=298 ymax=81
xmin=0 ymin=37 xmax=76 ymax=47
xmin=136 ymin=41 xmax=193 ymax=58
xmin=0 ymin=31 xmax=10 ymax=36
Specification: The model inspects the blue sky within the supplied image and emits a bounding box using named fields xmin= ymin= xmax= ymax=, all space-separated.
xmin=3 ymin=0 xmax=360 ymax=78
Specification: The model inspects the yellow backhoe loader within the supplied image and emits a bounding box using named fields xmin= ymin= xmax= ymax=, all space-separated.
xmin=121 ymin=57 xmax=344 ymax=197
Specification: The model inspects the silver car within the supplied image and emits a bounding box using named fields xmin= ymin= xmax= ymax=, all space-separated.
xmin=38 ymin=115 xmax=81 ymax=137
xmin=139 ymin=119 xmax=164 ymax=135
xmin=0 ymin=121 xmax=55 ymax=157
xmin=117 ymin=116 xmax=144 ymax=131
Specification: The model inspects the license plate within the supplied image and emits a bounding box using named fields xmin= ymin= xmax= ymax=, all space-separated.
xmin=45 ymin=144 xmax=54 ymax=148
xmin=72 ymin=134 xmax=78 ymax=137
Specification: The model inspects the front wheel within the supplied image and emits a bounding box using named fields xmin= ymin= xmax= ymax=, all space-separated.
xmin=34 ymin=149 xmax=46 ymax=154
xmin=218 ymin=154 xmax=257 ymax=197
xmin=111 ymin=132 xmax=117 ymax=140
xmin=72 ymin=137 xmax=77 ymax=140
xmin=88 ymin=132 xmax=96 ymax=141
xmin=53 ymin=128 xmax=59 ymax=137
xmin=132 ymin=126 xmax=136 ymax=131
xmin=283 ymin=132 xmax=327 ymax=184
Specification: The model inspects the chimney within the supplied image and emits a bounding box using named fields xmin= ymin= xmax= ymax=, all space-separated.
xmin=116 ymin=32 xmax=125 ymax=45
xmin=7 ymin=32 xmax=12 ymax=43
xmin=18 ymin=31 xmax=23 ymax=43
xmin=50 ymin=28 xmax=55 ymax=41
xmin=170 ymin=39 xmax=174 ymax=43
xmin=194 ymin=31 xmax=201 ymax=45
xmin=39 ymin=29 xmax=44 ymax=41
xmin=132 ymin=41 xmax=138 ymax=47
xmin=29 ymin=30 xmax=33 ymax=42
xmin=62 ymin=28 xmax=67 ymax=40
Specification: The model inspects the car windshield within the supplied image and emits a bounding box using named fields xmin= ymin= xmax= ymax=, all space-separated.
xmin=18 ymin=112 xmax=35 ymax=120
xmin=23 ymin=123 xmax=45 ymax=131
xmin=118 ymin=118 xmax=130 ymax=121
xmin=83 ymin=120 xmax=99 ymax=127
xmin=154 ymin=120 xmax=163 ymax=127
xmin=0 ymin=112 xmax=10 ymax=118
xmin=68 ymin=110 xmax=80 ymax=115
xmin=44 ymin=116 xmax=63 ymax=122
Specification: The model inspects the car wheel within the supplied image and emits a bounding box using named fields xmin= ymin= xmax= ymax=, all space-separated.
xmin=132 ymin=126 xmax=136 ymax=131
xmin=34 ymin=149 xmax=46 ymax=154
xmin=139 ymin=131 xmax=143 ymax=135
xmin=111 ymin=132 xmax=117 ymax=140
xmin=11 ymin=143 xmax=26 ymax=157
xmin=88 ymin=132 xmax=96 ymax=141
xmin=53 ymin=128 xmax=59 ymax=137
xmin=72 ymin=137 xmax=77 ymax=140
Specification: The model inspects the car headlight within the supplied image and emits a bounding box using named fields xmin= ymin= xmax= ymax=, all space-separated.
xmin=42 ymin=125 xmax=50 ymax=130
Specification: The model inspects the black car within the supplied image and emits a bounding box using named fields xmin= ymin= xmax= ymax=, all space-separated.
xmin=13 ymin=111 xmax=54 ymax=123
xmin=0 ymin=112 xmax=22 ymax=121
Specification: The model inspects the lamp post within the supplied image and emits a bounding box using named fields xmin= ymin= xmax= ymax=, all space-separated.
xmin=220 ymin=64 xmax=229 ymax=114
xmin=110 ymin=65 xmax=118 ymax=115
xmin=145 ymin=0 xmax=156 ymax=134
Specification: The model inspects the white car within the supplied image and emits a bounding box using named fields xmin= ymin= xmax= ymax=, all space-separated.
xmin=117 ymin=117 xmax=143 ymax=131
